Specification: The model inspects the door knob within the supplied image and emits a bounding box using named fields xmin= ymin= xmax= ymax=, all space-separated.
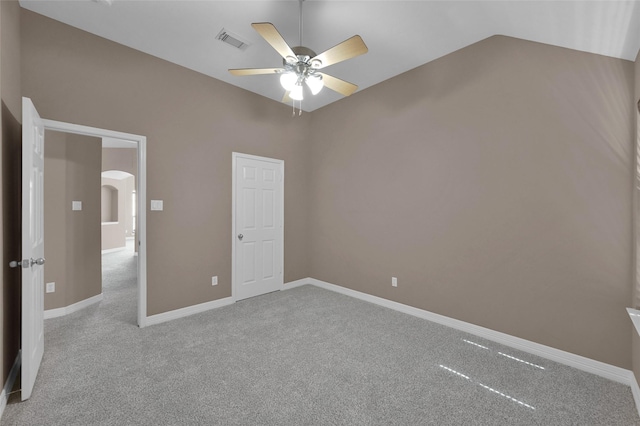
xmin=9 ymin=260 xmax=26 ymax=268
xmin=9 ymin=258 xmax=45 ymax=268
xmin=238 ymin=234 xmax=244 ymax=240
xmin=30 ymin=258 xmax=45 ymax=267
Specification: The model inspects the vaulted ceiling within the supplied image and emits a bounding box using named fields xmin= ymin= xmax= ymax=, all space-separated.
xmin=19 ymin=0 xmax=640 ymax=112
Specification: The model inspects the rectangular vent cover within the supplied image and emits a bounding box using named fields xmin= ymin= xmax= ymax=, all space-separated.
xmin=216 ymin=29 xmax=250 ymax=51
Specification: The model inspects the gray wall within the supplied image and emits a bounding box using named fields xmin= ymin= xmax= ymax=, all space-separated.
xmin=308 ymin=35 xmax=635 ymax=369
xmin=43 ymin=131 xmax=67 ymax=309
xmin=1 ymin=0 xmax=21 ymax=387
xmin=43 ymin=132 xmax=102 ymax=310
xmin=102 ymin=148 xmax=137 ymax=177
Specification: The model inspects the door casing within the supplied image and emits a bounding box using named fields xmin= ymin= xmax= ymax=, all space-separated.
xmin=41 ymin=119 xmax=149 ymax=327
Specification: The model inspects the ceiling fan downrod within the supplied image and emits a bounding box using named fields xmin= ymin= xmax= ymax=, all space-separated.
xmin=299 ymin=0 xmax=303 ymax=47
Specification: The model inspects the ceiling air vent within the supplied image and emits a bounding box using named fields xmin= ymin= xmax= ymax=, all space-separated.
xmin=216 ymin=29 xmax=250 ymax=51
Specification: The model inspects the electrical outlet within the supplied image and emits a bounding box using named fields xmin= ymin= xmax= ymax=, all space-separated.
xmin=46 ymin=282 xmax=55 ymax=293
xmin=212 ymin=276 xmax=218 ymax=286
xmin=392 ymin=277 xmax=398 ymax=287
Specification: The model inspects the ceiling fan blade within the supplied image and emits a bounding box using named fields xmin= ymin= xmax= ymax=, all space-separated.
xmin=229 ymin=68 xmax=283 ymax=76
xmin=312 ymin=35 xmax=368 ymax=69
xmin=252 ymin=23 xmax=296 ymax=60
xmin=319 ymin=73 xmax=358 ymax=96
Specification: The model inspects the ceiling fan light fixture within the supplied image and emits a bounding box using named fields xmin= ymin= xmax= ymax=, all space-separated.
xmin=290 ymin=84 xmax=304 ymax=101
xmin=285 ymin=55 xmax=298 ymax=65
xmin=306 ymin=74 xmax=324 ymax=95
xmin=310 ymin=59 xmax=322 ymax=69
xmin=280 ymin=72 xmax=298 ymax=91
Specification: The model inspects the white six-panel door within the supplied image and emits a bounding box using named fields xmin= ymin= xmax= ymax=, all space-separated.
xmin=21 ymin=97 xmax=46 ymax=400
xmin=233 ymin=153 xmax=283 ymax=301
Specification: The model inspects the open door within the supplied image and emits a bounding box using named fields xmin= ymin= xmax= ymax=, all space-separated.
xmin=21 ymin=97 xmax=46 ymax=400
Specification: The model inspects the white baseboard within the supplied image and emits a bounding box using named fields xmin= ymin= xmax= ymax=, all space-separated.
xmin=0 ymin=352 xmax=21 ymax=420
xmin=145 ymin=297 xmax=235 ymax=327
xmin=282 ymin=278 xmax=310 ymax=290
xmin=290 ymin=277 xmax=633 ymax=386
xmin=44 ymin=293 xmax=103 ymax=319
xmin=144 ymin=279 xmax=310 ymax=328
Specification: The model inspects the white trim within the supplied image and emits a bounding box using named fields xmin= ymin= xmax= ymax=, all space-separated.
xmin=101 ymin=246 xmax=127 ymax=254
xmin=145 ymin=297 xmax=235 ymax=327
xmin=627 ymin=308 xmax=640 ymax=417
xmin=44 ymin=294 xmax=103 ymax=319
xmin=631 ymin=373 xmax=640 ymax=418
xmin=628 ymin=308 xmax=640 ymax=337
xmin=291 ymin=277 xmax=633 ymax=385
xmin=0 ymin=353 xmax=21 ymax=420
xmin=283 ymin=278 xmax=310 ymax=290
xmin=137 ymin=136 xmax=147 ymax=327
xmin=41 ymin=119 xmax=148 ymax=328
xmin=231 ymin=152 xmax=284 ymax=302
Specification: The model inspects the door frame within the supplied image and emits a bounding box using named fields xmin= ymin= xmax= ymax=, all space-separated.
xmin=41 ymin=119 xmax=149 ymax=327
xmin=231 ymin=152 xmax=284 ymax=302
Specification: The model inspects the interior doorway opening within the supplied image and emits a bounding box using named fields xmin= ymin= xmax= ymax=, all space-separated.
xmin=41 ymin=119 xmax=148 ymax=327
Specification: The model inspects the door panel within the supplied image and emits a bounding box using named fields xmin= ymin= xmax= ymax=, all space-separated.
xmin=243 ymin=242 xmax=256 ymax=284
xmin=263 ymin=189 xmax=275 ymax=229
xmin=262 ymin=240 xmax=275 ymax=279
xmin=21 ymin=97 xmax=46 ymax=401
xmin=243 ymin=187 xmax=257 ymax=229
xmin=233 ymin=154 xmax=283 ymax=301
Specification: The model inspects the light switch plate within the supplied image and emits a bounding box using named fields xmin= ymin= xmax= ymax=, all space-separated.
xmin=150 ymin=200 xmax=163 ymax=211
xmin=46 ymin=282 xmax=55 ymax=293
xmin=72 ymin=201 xmax=82 ymax=211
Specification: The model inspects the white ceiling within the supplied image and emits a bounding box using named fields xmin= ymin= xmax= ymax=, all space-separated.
xmin=19 ymin=0 xmax=640 ymax=112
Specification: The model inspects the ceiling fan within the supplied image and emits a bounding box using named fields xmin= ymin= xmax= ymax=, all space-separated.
xmin=228 ymin=0 xmax=368 ymax=109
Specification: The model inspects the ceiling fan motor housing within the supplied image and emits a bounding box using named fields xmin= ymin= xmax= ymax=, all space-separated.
xmin=283 ymin=46 xmax=322 ymax=83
